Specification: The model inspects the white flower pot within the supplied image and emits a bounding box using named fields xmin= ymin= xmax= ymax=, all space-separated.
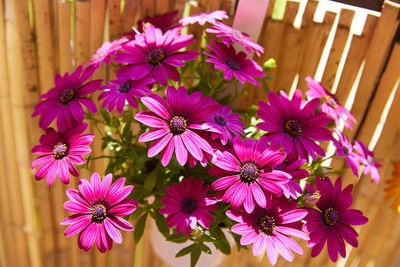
xmin=149 ymin=218 xmax=235 ymax=267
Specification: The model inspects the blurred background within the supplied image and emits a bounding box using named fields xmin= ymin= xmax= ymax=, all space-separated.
xmin=0 ymin=0 xmax=400 ymax=266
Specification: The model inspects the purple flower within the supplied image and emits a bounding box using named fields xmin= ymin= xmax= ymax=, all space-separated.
xmin=257 ymin=90 xmax=332 ymax=161
xmin=31 ymin=123 xmax=94 ymax=186
xmin=89 ymin=37 xmax=128 ymax=69
xmin=275 ymin=159 xmax=309 ymax=199
xmin=115 ymin=24 xmax=199 ymax=86
xmin=303 ymin=177 xmax=368 ymax=262
xmin=135 ymin=86 xmax=220 ymax=166
xmin=160 ymin=177 xmax=218 ymax=236
xmin=202 ymin=105 xmax=245 ymax=145
xmin=209 ymin=136 xmax=291 ymax=213
xmin=99 ymin=76 xmax=153 ymax=112
xmin=61 ymin=173 xmax=137 ymax=252
xmin=306 ymin=76 xmax=356 ymax=129
xmin=179 ymin=10 xmax=228 ymax=26
xmin=204 ymin=40 xmax=264 ymax=86
xmin=227 ymin=196 xmax=309 ymax=265
xmin=333 ymin=129 xmax=360 ymax=176
xmin=32 ymin=65 xmax=102 ymax=132
xmin=354 ymin=140 xmax=382 ymax=183
xmin=206 ymin=21 xmax=264 ymax=56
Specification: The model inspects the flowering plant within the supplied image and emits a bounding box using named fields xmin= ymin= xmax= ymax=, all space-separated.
xmin=31 ymin=9 xmax=380 ymax=266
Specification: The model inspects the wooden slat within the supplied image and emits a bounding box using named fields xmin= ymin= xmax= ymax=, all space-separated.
xmin=109 ymin=0 xmax=122 ymax=41
xmin=335 ymin=14 xmax=378 ymax=107
xmin=321 ymin=9 xmax=354 ymax=90
xmin=56 ymin=1 xmax=73 ymax=73
xmin=297 ymin=8 xmax=336 ymax=92
xmin=274 ymin=1 xmax=301 ymax=92
xmin=343 ymin=1 xmax=400 ymax=141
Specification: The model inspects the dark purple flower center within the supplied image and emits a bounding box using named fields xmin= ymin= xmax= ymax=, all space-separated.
xmin=322 ymin=207 xmax=339 ymax=226
xmin=232 ymin=29 xmax=243 ymax=39
xmin=170 ymin=116 xmax=187 ymax=135
xmin=214 ymin=115 xmax=227 ymax=126
xmin=342 ymin=146 xmax=349 ymax=155
xmin=285 ymin=120 xmax=301 ymax=136
xmin=258 ymin=215 xmax=275 ymax=235
xmin=92 ymin=204 xmax=107 ymax=223
xmin=119 ymin=81 xmax=131 ymax=92
xmin=325 ymin=95 xmax=338 ymax=109
xmin=148 ymin=49 xmax=165 ymax=65
xmin=60 ymin=89 xmax=75 ymax=104
xmin=226 ymin=59 xmax=240 ymax=70
xmin=52 ymin=142 xmax=68 ymax=159
xmin=181 ymin=198 xmax=197 ymax=214
xmin=240 ymin=163 xmax=259 ymax=183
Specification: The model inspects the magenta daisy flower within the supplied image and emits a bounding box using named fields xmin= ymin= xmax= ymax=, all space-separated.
xmin=179 ymin=10 xmax=228 ymax=26
xmin=354 ymin=140 xmax=382 ymax=183
xmin=99 ymin=76 xmax=153 ymax=112
xmin=89 ymin=37 xmax=128 ymax=69
xmin=257 ymin=90 xmax=333 ymax=161
xmin=306 ymin=76 xmax=356 ymax=129
xmin=275 ymin=159 xmax=309 ymax=199
xmin=61 ymin=173 xmax=137 ymax=252
xmin=303 ymin=177 xmax=368 ymax=262
xmin=160 ymin=177 xmax=218 ymax=236
xmin=204 ymin=40 xmax=264 ymax=86
xmin=333 ymin=129 xmax=360 ymax=176
xmin=135 ymin=86 xmax=220 ymax=166
xmin=32 ymin=65 xmax=102 ymax=132
xmin=209 ymin=136 xmax=291 ymax=213
xmin=31 ymin=123 xmax=94 ymax=186
xmin=115 ymin=24 xmax=199 ymax=86
xmin=202 ymin=105 xmax=245 ymax=145
xmin=227 ymin=196 xmax=309 ymax=265
xmin=206 ymin=21 xmax=264 ymax=56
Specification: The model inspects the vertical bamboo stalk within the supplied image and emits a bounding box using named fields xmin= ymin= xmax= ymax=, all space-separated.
xmin=3 ymin=0 xmax=43 ymax=266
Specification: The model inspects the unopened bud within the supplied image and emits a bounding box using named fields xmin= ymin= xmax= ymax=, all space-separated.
xmin=304 ymin=190 xmax=321 ymax=208
xmin=191 ymin=226 xmax=203 ymax=239
xmin=314 ymin=166 xmax=332 ymax=177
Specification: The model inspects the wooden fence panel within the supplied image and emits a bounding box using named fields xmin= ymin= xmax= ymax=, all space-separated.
xmin=1 ymin=0 xmax=400 ymax=267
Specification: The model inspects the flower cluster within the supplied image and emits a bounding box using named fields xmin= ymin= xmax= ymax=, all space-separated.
xmin=30 ymin=7 xmax=380 ymax=266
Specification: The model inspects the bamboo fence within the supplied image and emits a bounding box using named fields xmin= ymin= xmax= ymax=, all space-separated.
xmin=0 ymin=0 xmax=399 ymax=266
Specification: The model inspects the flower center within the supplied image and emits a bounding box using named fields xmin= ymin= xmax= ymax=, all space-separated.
xmin=322 ymin=207 xmax=339 ymax=226
xmin=214 ymin=115 xmax=227 ymax=126
xmin=91 ymin=204 xmax=107 ymax=223
xmin=325 ymin=95 xmax=338 ymax=109
xmin=170 ymin=116 xmax=187 ymax=135
xmin=181 ymin=198 xmax=197 ymax=214
xmin=258 ymin=215 xmax=275 ymax=235
xmin=119 ymin=81 xmax=131 ymax=92
xmin=60 ymin=89 xmax=75 ymax=104
xmin=52 ymin=142 xmax=68 ymax=159
xmin=285 ymin=120 xmax=301 ymax=136
xmin=148 ymin=49 xmax=165 ymax=65
xmin=232 ymin=29 xmax=243 ymax=39
xmin=342 ymin=146 xmax=349 ymax=155
xmin=226 ymin=59 xmax=240 ymax=70
xmin=240 ymin=163 xmax=259 ymax=183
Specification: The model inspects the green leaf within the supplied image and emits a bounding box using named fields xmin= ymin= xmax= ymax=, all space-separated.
xmin=150 ymin=210 xmax=170 ymax=238
xmin=198 ymin=243 xmax=212 ymax=254
xmin=176 ymin=244 xmax=195 ymax=257
xmin=216 ymin=239 xmax=230 ymax=254
xmin=143 ymin=169 xmax=158 ymax=195
xmin=134 ymin=213 xmax=147 ymax=243
xmin=167 ymin=233 xmax=189 ymax=243
xmin=130 ymin=206 xmax=145 ymax=221
xmin=100 ymin=108 xmax=111 ymax=124
xmin=190 ymin=248 xmax=201 ymax=267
